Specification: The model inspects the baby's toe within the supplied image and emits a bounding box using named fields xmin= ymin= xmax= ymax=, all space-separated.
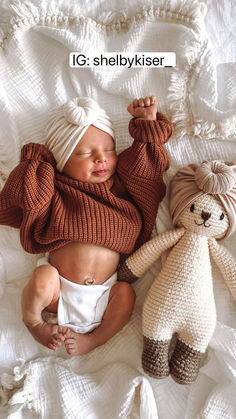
xmin=64 ymin=328 xmax=77 ymax=338
xmin=48 ymin=342 xmax=57 ymax=350
xmin=58 ymin=326 xmax=69 ymax=337
xmin=65 ymin=341 xmax=76 ymax=355
xmin=65 ymin=337 xmax=75 ymax=345
xmin=65 ymin=347 xmax=75 ymax=355
xmin=51 ymin=335 xmax=63 ymax=347
xmin=53 ymin=332 xmax=65 ymax=342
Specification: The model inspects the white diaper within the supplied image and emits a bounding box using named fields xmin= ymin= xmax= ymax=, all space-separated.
xmin=37 ymin=254 xmax=117 ymax=334
xmin=57 ymin=273 xmax=117 ymax=333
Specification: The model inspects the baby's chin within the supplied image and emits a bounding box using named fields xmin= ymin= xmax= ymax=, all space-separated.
xmin=74 ymin=172 xmax=113 ymax=184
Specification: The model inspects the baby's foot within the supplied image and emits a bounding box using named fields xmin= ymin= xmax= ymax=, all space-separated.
xmin=64 ymin=329 xmax=96 ymax=355
xmin=27 ymin=322 xmax=68 ymax=350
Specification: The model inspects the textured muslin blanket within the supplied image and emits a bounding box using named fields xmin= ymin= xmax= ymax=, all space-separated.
xmin=0 ymin=0 xmax=235 ymax=418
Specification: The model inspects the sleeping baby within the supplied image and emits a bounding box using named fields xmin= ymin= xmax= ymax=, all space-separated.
xmin=0 ymin=96 xmax=173 ymax=355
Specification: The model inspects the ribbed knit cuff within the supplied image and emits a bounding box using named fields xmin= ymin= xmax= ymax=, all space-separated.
xmin=129 ymin=113 xmax=173 ymax=144
xmin=21 ymin=142 xmax=56 ymax=167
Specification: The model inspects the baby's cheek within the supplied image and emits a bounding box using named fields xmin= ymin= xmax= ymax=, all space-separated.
xmin=111 ymin=155 xmax=118 ymax=169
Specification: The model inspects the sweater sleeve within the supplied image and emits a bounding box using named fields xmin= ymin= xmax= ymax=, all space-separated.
xmin=117 ymin=112 xmax=173 ymax=180
xmin=116 ymin=112 xmax=174 ymax=249
xmin=0 ymin=143 xmax=56 ymax=228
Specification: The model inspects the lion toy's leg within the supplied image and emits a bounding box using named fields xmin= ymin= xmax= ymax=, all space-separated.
xmin=169 ymin=338 xmax=203 ymax=384
xmin=142 ymin=335 xmax=171 ymax=378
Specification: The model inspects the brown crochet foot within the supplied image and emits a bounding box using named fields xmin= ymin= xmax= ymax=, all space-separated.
xmin=142 ymin=336 xmax=170 ymax=378
xmin=170 ymin=339 xmax=202 ymax=385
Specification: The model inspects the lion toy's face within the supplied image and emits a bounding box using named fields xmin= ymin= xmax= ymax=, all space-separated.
xmin=178 ymin=194 xmax=229 ymax=239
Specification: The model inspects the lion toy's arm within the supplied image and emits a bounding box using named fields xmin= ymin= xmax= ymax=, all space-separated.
xmin=209 ymin=238 xmax=236 ymax=303
xmin=118 ymin=227 xmax=185 ymax=283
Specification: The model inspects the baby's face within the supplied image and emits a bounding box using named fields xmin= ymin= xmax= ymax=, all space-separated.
xmin=62 ymin=125 xmax=118 ymax=183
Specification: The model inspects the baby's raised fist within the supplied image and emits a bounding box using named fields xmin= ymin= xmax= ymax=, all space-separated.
xmin=127 ymin=96 xmax=157 ymax=120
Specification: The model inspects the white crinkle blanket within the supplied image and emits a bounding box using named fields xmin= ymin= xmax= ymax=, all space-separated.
xmin=0 ymin=0 xmax=236 ymax=418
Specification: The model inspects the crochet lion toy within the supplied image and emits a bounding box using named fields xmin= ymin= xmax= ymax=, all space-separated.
xmin=118 ymin=160 xmax=236 ymax=385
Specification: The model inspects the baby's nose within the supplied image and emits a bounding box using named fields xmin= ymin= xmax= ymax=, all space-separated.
xmin=95 ymin=151 xmax=106 ymax=162
xmin=201 ymin=210 xmax=211 ymax=221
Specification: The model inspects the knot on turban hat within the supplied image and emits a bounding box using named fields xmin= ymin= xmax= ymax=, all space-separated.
xmin=45 ymin=97 xmax=115 ymax=172
xmin=170 ymin=160 xmax=236 ymax=239
xmin=194 ymin=161 xmax=236 ymax=194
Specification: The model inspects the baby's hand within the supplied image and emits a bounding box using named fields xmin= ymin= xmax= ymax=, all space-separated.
xmin=127 ymin=96 xmax=157 ymax=120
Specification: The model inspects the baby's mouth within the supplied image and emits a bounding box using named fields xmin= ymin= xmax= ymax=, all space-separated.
xmin=194 ymin=220 xmax=211 ymax=228
xmin=92 ymin=169 xmax=108 ymax=177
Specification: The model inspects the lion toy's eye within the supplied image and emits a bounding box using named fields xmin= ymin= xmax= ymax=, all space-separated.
xmin=220 ymin=213 xmax=225 ymax=221
xmin=190 ymin=204 xmax=195 ymax=213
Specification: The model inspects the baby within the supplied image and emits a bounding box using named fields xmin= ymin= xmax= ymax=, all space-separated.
xmin=0 ymin=96 xmax=173 ymax=355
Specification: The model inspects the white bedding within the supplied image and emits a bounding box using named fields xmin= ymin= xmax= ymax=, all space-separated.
xmin=0 ymin=0 xmax=235 ymax=418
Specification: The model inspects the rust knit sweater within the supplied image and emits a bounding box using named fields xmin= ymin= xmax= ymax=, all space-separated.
xmin=0 ymin=113 xmax=173 ymax=254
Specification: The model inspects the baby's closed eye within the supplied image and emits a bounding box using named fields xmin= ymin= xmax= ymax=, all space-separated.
xmin=74 ymin=150 xmax=92 ymax=156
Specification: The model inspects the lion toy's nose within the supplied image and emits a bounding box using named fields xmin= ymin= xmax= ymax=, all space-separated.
xmin=201 ymin=210 xmax=211 ymax=221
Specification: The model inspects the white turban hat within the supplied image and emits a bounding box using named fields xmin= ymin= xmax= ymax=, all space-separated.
xmin=45 ymin=97 xmax=115 ymax=172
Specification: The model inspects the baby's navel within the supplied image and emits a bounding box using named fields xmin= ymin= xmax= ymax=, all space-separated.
xmin=84 ymin=275 xmax=95 ymax=285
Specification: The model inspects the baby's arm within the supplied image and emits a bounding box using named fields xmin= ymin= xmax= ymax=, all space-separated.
xmin=117 ymin=96 xmax=174 ymax=248
xmin=118 ymin=96 xmax=173 ymax=178
xmin=209 ymin=238 xmax=236 ymax=303
xmin=0 ymin=143 xmax=56 ymax=227
xmin=124 ymin=96 xmax=173 ymax=179
xmin=118 ymin=228 xmax=185 ymax=283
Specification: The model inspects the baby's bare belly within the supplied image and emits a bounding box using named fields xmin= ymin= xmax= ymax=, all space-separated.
xmin=49 ymin=242 xmax=120 ymax=285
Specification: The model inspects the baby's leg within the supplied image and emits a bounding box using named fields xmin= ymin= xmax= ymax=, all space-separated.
xmin=21 ymin=265 xmax=68 ymax=350
xmin=64 ymin=282 xmax=136 ymax=355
